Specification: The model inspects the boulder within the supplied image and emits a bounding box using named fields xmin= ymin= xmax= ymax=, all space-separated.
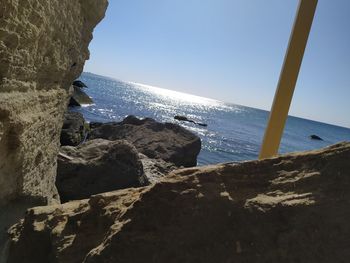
xmin=56 ymin=139 xmax=148 ymax=203
xmin=60 ymin=111 xmax=87 ymax=146
xmin=68 ymin=86 xmax=93 ymax=107
xmin=89 ymin=115 xmax=201 ymax=167
xmin=174 ymin=115 xmax=208 ymax=127
xmin=7 ymin=142 xmax=350 ymax=263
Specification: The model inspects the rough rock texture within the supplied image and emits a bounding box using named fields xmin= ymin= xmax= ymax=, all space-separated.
xmin=89 ymin=115 xmax=201 ymax=167
xmin=7 ymin=142 xmax=350 ymax=263
xmin=60 ymin=111 xmax=87 ymax=146
xmin=57 ymin=139 xmax=148 ymax=202
xmin=0 ymin=0 xmax=108 ymax=205
xmin=0 ymin=0 xmax=108 ymax=260
xmin=138 ymin=153 xmax=177 ymax=183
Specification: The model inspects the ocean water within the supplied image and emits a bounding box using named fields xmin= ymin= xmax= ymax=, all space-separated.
xmin=74 ymin=72 xmax=350 ymax=166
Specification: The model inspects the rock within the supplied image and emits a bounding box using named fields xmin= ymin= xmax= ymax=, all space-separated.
xmin=60 ymin=111 xmax=87 ymax=146
xmin=121 ymin=115 xmax=149 ymax=125
xmin=73 ymin=80 xmax=88 ymax=88
xmin=174 ymin=115 xmax=208 ymax=127
xmin=0 ymin=0 xmax=108 ymax=257
xmin=56 ymin=139 xmax=148 ymax=203
xmin=0 ymin=0 xmax=107 ymax=206
xmin=138 ymin=153 xmax=177 ymax=183
xmin=7 ymin=142 xmax=350 ymax=263
xmin=68 ymin=85 xmax=93 ymax=107
xmin=90 ymin=121 xmax=105 ymax=129
xmin=310 ymin=134 xmax=323 ymax=141
xmin=89 ymin=116 xmax=201 ymax=167
xmin=174 ymin=115 xmax=191 ymax=122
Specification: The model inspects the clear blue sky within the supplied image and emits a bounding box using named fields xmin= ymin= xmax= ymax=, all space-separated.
xmin=84 ymin=0 xmax=350 ymax=128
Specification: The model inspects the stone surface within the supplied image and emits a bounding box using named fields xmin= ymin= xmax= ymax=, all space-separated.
xmin=0 ymin=0 xmax=108 ymax=205
xmin=7 ymin=142 xmax=350 ymax=263
xmin=60 ymin=111 xmax=87 ymax=146
xmin=69 ymin=86 xmax=93 ymax=106
xmin=138 ymin=153 xmax=177 ymax=183
xmin=56 ymin=139 xmax=148 ymax=202
xmin=0 ymin=0 xmax=108 ymax=260
xmin=174 ymin=115 xmax=208 ymax=127
xmin=89 ymin=115 xmax=201 ymax=167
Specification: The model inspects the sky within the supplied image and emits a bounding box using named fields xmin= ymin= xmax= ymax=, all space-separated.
xmin=84 ymin=0 xmax=350 ymax=128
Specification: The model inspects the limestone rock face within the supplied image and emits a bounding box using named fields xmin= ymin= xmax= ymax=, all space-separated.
xmin=7 ymin=142 xmax=350 ymax=263
xmin=0 ymin=0 xmax=108 ymax=206
xmin=56 ymin=139 xmax=148 ymax=202
xmin=89 ymin=115 xmax=202 ymax=167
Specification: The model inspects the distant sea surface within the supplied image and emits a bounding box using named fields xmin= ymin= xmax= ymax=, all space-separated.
xmin=74 ymin=72 xmax=350 ymax=166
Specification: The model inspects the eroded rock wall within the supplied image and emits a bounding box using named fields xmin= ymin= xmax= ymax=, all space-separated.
xmin=0 ymin=1 xmax=108 ymax=260
xmin=0 ymin=0 xmax=108 ymax=205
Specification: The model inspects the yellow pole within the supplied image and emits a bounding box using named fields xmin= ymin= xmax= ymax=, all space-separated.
xmin=259 ymin=0 xmax=318 ymax=160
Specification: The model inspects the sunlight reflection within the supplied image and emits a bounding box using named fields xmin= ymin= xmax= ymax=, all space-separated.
xmin=130 ymin=82 xmax=222 ymax=106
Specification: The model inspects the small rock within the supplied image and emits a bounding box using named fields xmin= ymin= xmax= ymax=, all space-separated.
xmin=174 ymin=115 xmax=207 ymax=127
xmin=174 ymin=115 xmax=191 ymax=122
xmin=68 ymin=86 xmax=93 ymax=107
xmin=310 ymin=134 xmax=323 ymax=141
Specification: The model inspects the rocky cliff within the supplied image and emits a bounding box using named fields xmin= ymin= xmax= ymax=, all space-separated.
xmin=0 ymin=0 xmax=108 ymax=259
xmin=0 ymin=0 xmax=107 ymax=205
xmin=6 ymin=142 xmax=350 ymax=263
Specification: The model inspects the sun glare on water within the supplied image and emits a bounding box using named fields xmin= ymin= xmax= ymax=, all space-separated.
xmin=130 ymin=82 xmax=222 ymax=106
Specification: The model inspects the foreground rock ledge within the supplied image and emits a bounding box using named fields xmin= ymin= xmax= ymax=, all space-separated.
xmin=7 ymin=142 xmax=350 ymax=263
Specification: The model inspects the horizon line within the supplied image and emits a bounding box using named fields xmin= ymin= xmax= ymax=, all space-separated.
xmin=82 ymin=71 xmax=350 ymax=130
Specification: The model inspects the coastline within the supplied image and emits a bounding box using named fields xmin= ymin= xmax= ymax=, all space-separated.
xmin=1 ymin=1 xmax=350 ymax=262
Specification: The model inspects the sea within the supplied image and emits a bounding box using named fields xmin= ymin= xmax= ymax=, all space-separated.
xmin=74 ymin=72 xmax=350 ymax=166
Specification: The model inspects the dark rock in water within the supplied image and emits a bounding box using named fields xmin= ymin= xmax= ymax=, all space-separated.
xmin=197 ymin=122 xmax=208 ymax=127
xmin=8 ymin=142 xmax=350 ymax=263
xmin=73 ymin=80 xmax=88 ymax=88
xmin=310 ymin=134 xmax=323 ymax=141
xmin=89 ymin=115 xmax=201 ymax=167
xmin=56 ymin=139 xmax=148 ymax=202
xmin=68 ymin=85 xmax=93 ymax=107
xmin=174 ymin=115 xmax=207 ymax=127
xmin=174 ymin=115 xmax=190 ymax=122
xmin=60 ymin=111 xmax=87 ymax=146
